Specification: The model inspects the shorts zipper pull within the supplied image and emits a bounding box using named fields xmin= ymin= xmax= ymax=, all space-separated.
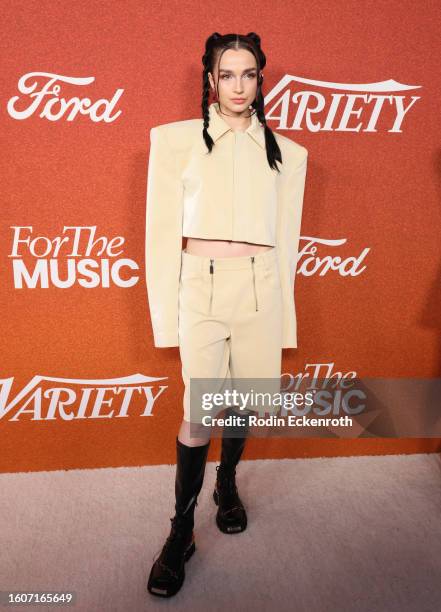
xmin=251 ymin=256 xmax=258 ymax=311
xmin=209 ymin=258 xmax=214 ymax=313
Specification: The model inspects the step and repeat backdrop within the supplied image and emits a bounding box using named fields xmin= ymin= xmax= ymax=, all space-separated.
xmin=2 ymin=0 xmax=440 ymax=472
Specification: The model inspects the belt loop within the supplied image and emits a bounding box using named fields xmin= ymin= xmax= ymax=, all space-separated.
xmin=269 ymin=246 xmax=277 ymax=269
xmin=204 ymin=255 xmax=211 ymax=280
xmin=262 ymin=249 xmax=270 ymax=273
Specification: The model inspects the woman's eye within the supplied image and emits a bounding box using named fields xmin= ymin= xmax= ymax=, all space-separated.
xmin=220 ymin=73 xmax=256 ymax=80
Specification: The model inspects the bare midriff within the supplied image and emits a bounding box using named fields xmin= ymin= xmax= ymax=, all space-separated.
xmin=184 ymin=237 xmax=273 ymax=258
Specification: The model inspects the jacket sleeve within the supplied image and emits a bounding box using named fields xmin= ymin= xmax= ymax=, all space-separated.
xmin=145 ymin=125 xmax=183 ymax=347
xmin=276 ymin=147 xmax=308 ymax=348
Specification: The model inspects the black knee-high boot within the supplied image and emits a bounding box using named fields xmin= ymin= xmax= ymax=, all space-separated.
xmin=147 ymin=435 xmax=210 ymax=598
xmin=213 ymin=407 xmax=251 ymax=534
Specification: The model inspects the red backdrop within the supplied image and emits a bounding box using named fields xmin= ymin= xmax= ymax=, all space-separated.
xmin=2 ymin=0 xmax=440 ymax=473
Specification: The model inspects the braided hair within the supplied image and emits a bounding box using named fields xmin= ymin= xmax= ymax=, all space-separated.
xmin=202 ymin=32 xmax=283 ymax=172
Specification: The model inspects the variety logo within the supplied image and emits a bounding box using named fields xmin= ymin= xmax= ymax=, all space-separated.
xmin=7 ymin=72 xmax=123 ymax=122
xmin=0 ymin=374 xmax=167 ymax=421
xmin=9 ymin=225 xmax=140 ymax=288
xmin=265 ymin=76 xmax=422 ymax=132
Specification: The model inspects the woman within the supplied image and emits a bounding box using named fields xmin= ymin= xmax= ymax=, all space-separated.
xmin=145 ymin=31 xmax=308 ymax=597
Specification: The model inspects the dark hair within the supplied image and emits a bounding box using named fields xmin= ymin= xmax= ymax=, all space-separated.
xmin=201 ymin=32 xmax=283 ymax=172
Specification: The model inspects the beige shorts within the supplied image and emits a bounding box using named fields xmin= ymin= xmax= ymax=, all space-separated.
xmin=178 ymin=247 xmax=283 ymax=423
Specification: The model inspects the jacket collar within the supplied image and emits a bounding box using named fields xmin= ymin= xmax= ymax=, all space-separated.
xmin=207 ymin=101 xmax=266 ymax=149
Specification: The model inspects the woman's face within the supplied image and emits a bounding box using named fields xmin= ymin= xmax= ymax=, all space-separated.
xmin=209 ymin=48 xmax=260 ymax=116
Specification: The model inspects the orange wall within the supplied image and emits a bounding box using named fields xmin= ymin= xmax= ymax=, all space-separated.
xmin=1 ymin=0 xmax=440 ymax=472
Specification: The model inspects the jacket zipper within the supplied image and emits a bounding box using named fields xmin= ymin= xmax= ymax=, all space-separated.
xmin=251 ymin=256 xmax=258 ymax=311
xmin=209 ymin=258 xmax=214 ymax=314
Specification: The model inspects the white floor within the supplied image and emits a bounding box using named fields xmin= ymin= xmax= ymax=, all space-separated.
xmin=1 ymin=452 xmax=441 ymax=612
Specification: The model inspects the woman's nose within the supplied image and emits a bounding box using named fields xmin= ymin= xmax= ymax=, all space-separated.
xmin=234 ymin=78 xmax=244 ymax=92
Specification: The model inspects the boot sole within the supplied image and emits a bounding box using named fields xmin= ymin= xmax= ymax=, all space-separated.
xmin=147 ymin=540 xmax=196 ymax=598
xmin=213 ymin=489 xmax=247 ymax=534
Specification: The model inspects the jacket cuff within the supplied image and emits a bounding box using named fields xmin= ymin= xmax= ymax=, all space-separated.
xmin=152 ymin=330 xmax=179 ymax=348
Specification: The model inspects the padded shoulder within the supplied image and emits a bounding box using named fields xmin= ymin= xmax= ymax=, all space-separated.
xmin=274 ymin=130 xmax=308 ymax=166
xmin=152 ymin=118 xmax=203 ymax=153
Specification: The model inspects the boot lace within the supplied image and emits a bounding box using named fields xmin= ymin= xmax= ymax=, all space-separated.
xmin=152 ymin=515 xmax=193 ymax=580
xmin=216 ymin=464 xmax=237 ymax=492
xmin=216 ymin=465 xmax=244 ymax=515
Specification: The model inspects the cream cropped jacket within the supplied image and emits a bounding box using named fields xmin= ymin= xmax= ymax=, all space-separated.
xmin=145 ymin=102 xmax=308 ymax=348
